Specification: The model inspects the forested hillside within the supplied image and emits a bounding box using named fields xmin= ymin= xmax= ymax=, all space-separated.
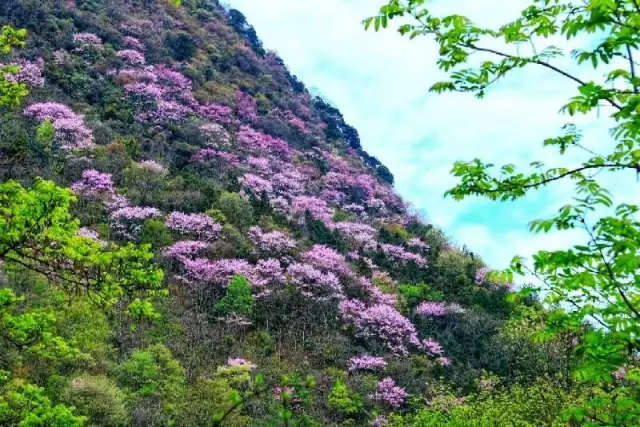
xmin=0 ymin=0 xmax=623 ymax=425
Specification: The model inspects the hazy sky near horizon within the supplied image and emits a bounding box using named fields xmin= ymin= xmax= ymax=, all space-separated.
xmin=226 ymin=0 xmax=633 ymax=277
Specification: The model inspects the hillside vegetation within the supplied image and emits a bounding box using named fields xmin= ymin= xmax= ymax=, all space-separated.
xmin=0 ymin=0 xmax=630 ymax=425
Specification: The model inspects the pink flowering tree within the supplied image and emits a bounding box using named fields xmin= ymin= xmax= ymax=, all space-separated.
xmin=370 ymin=378 xmax=407 ymax=408
xmin=164 ymin=212 xmax=222 ymax=241
xmin=235 ymin=90 xmax=258 ymax=121
xmin=24 ymin=102 xmax=95 ymax=152
xmin=116 ymin=49 xmax=146 ymax=66
xmin=339 ymin=299 xmax=420 ymax=355
xmin=287 ymin=263 xmax=342 ymax=302
xmin=248 ymin=227 xmax=296 ymax=257
xmin=163 ymin=241 xmax=209 ymax=261
xmin=73 ymin=33 xmax=103 ymax=55
xmin=1 ymin=58 xmax=44 ymax=88
xmin=349 ymin=355 xmax=387 ymax=372
xmin=71 ymin=169 xmax=115 ymax=200
xmin=290 ymin=196 xmax=334 ymax=226
xmin=109 ymin=206 xmax=161 ymax=240
xmin=302 ymin=245 xmax=353 ymax=279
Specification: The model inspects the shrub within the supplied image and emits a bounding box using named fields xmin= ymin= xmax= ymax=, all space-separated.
xmin=215 ymin=275 xmax=255 ymax=318
xmin=327 ymin=379 xmax=362 ymax=417
xmin=215 ymin=192 xmax=254 ymax=231
xmin=62 ymin=375 xmax=127 ymax=427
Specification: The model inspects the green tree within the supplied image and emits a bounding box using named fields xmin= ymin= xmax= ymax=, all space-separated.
xmin=0 ymin=25 xmax=28 ymax=108
xmin=0 ymin=371 xmax=85 ymax=426
xmin=215 ymin=192 xmax=254 ymax=231
xmin=367 ymin=0 xmax=640 ymax=424
xmin=0 ymin=179 xmax=165 ymax=316
xmin=327 ymin=379 xmax=362 ymax=417
xmin=62 ymin=375 xmax=128 ymax=427
xmin=215 ymin=275 xmax=255 ymax=319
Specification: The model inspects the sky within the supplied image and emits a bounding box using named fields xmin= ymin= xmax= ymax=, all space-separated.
xmin=225 ymin=0 xmax=633 ymax=280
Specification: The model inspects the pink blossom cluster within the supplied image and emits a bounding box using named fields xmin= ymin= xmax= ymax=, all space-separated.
xmin=73 ymin=33 xmax=103 ymax=50
xmin=235 ymin=90 xmax=258 ymax=121
xmin=199 ymin=123 xmax=231 ymax=145
xmin=358 ymin=277 xmax=397 ymax=307
xmin=339 ymin=299 xmax=419 ymax=355
xmin=437 ymin=357 xmax=452 ymax=366
xmin=227 ymin=358 xmax=257 ymax=370
xmin=24 ymin=102 xmax=95 ymax=151
xmin=422 ymin=338 xmax=443 ymax=356
xmin=290 ymin=196 xmax=334 ymax=225
xmin=118 ymin=64 xmax=194 ymax=123
xmin=415 ymin=301 xmax=447 ymax=317
xmin=371 ymin=377 xmax=407 ymax=408
xmin=198 ymin=103 xmax=235 ymax=125
xmin=612 ymin=366 xmax=627 ymax=381
xmin=110 ymin=206 xmax=161 ymax=239
xmin=164 ymin=212 xmax=222 ymax=241
xmin=348 ymin=355 xmax=387 ymax=372
xmin=287 ymin=114 xmax=311 ymax=134
xmin=140 ymin=100 xmax=191 ymax=122
xmin=71 ymin=169 xmax=114 ymax=199
xmin=180 ymin=258 xmax=252 ymax=287
xmin=271 ymin=170 xmax=306 ymax=196
xmin=475 ymin=267 xmax=490 ymax=285
xmin=407 ymin=238 xmax=430 ymax=251
xmin=240 ymin=173 xmax=273 ymax=197
xmin=379 ymin=244 xmax=426 ymax=267
xmin=268 ymin=108 xmax=312 ymax=135
xmin=110 ymin=206 xmax=161 ymax=221
xmin=1 ymin=58 xmax=44 ymax=87
xmin=302 ymin=245 xmax=353 ymax=278
xmin=335 ymin=222 xmax=377 ymax=250
xmin=163 ymin=241 xmax=208 ymax=260
xmin=287 ymin=263 xmax=342 ymax=301
xmin=116 ymin=49 xmax=146 ymax=66
xmin=236 ymin=126 xmax=293 ymax=160
xmin=191 ymin=149 xmax=240 ymax=168
xmin=122 ymin=36 xmax=144 ymax=51
xmin=77 ymin=227 xmax=106 ymax=246
xmin=416 ymin=301 xmax=467 ymax=317
xmin=53 ymin=50 xmax=70 ymax=65
xmin=246 ymin=156 xmax=271 ymax=173
xmin=120 ymin=19 xmax=158 ymax=37
xmin=475 ymin=267 xmax=514 ymax=290
xmin=252 ymin=259 xmax=286 ymax=293
xmin=248 ymin=227 xmax=296 ymax=255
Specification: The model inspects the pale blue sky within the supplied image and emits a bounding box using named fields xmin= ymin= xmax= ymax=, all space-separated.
xmin=226 ymin=0 xmax=634 ymax=276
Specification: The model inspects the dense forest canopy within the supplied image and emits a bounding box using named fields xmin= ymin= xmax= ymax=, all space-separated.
xmin=0 ymin=0 xmax=636 ymax=425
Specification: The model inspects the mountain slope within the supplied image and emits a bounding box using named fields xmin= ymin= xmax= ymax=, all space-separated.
xmin=0 ymin=0 xmax=573 ymax=425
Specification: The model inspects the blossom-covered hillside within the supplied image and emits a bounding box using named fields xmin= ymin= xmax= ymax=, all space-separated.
xmin=0 ymin=1 xmax=577 ymax=425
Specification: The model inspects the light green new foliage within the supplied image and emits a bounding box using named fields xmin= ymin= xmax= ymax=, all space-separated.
xmin=118 ymin=344 xmax=185 ymax=406
xmin=0 ymin=25 xmax=28 ymax=108
xmin=367 ymin=0 xmax=640 ymax=424
xmin=0 ymin=288 xmax=77 ymax=360
xmin=327 ymin=379 xmax=362 ymax=416
xmin=0 ymin=179 xmax=165 ymax=316
xmin=0 ymin=371 xmax=86 ymax=426
xmin=216 ymin=275 xmax=255 ymax=318
xmin=411 ymin=378 xmax=582 ymax=427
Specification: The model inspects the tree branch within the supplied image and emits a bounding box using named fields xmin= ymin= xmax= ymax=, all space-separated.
xmin=626 ymin=45 xmax=638 ymax=94
xmin=582 ymin=220 xmax=640 ymax=320
xmin=466 ymin=163 xmax=636 ymax=196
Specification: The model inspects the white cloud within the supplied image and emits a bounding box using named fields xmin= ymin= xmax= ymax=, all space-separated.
xmin=227 ymin=0 xmax=637 ymax=272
